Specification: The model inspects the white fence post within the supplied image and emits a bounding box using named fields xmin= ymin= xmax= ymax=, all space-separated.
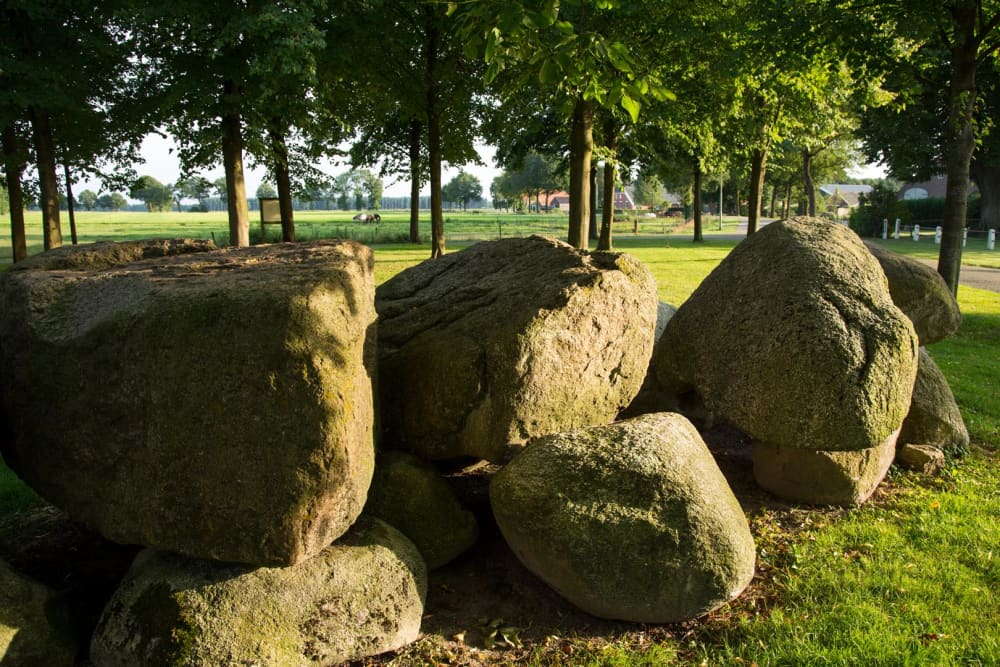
xmin=963 ymin=228 xmax=968 ymax=247
xmin=935 ymin=226 xmax=942 ymax=244
xmin=894 ymin=218 xmax=901 ymax=239
xmin=912 ymin=224 xmax=920 ymax=241
xmin=882 ymin=219 xmax=888 ymax=239
xmin=989 ymin=228 xmax=996 ymax=250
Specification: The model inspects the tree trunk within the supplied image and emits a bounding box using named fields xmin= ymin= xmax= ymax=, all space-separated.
xmin=693 ymin=162 xmax=704 ymax=242
xmin=29 ymin=108 xmax=62 ymax=250
xmin=408 ymin=119 xmax=421 ymax=243
xmin=783 ymin=181 xmax=792 ymax=219
xmin=938 ymin=3 xmax=978 ymax=294
xmin=63 ymin=163 xmax=78 ymax=245
xmin=970 ymin=157 xmax=1000 ymax=229
xmin=589 ymin=164 xmax=599 ymax=241
xmin=747 ymin=149 xmax=768 ymax=235
xmin=2 ymin=123 xmax=28 ymax=262
xmin=598 ymin=160 xmax=615 ymax=250
xmin=221 ymin=82 xmax=250 ymax=248
xmin=598 ymin=124 xmax=619 ymax=251
xmin=568 ymin=96 xmax=594 ymax=249
xmin=734 ymin=184 xmax=741 ymax=217
xmin=803 ymin=149 xmax=817 ymax=217
xmin=269 ymin=120 xmax=295 ymax=242
xmin=426 ymin=8 xmax=445 ymax=258
xmin=768 ymin=182 xmax=778 ymax=218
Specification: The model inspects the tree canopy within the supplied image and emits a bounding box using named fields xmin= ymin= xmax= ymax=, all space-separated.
xmin=2 ymin=0 xmax=996 ymax=287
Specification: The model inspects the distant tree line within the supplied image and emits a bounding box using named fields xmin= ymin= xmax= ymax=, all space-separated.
xmin=3 ymin=0 xmax=998 ymax=290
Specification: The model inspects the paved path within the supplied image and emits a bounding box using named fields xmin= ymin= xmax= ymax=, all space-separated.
xmin=916 ymin=260 xmax=1000 ymax=294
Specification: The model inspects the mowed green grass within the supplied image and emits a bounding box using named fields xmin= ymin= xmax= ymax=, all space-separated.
xmin=0 ymin=208 xmax=697 ymax=266
xmin=0 ymin=217 xmax=998 ymax=665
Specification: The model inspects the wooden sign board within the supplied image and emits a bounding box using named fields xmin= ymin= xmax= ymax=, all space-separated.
xmin=259 ymin=198 xmax=281 ymax=225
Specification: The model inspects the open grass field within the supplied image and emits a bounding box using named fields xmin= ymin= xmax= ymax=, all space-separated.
xmin=0 ymin=209 xmax=692 ymax=265
xmin=0 ymin=215 xmax=997 ymax=665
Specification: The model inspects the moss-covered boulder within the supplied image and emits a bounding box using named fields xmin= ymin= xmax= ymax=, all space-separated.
xmin=0 ymin=557 xmax=76 ymax=666
xmin=365 ymin=451 xmax=479 ymax=569
xmin=864 ymin=242 xmax=962 ymax=344
xmin=89 ymin=517 xmax=426 ymax=666
xmin=655 ymin=218 xmax=918 ymax=454
xmin=376 ymin=235 xmax=658 ymax=462
xmin=899 ymin=348 xmax=969 ymax=455
xmin=490 ymin=413 xmax=755 ymax=623
xmin=0 ymin=240 xmax=377 ymax=566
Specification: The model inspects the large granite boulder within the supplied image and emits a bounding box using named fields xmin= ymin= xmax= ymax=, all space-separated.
xmin=10 ymin=238 xmax=217 ymax=271
xmin=619 ymin=301 xmax=679 ymax=419
xmin=655 ymin=218 xmax=918 ymax=454
xmin=864 ymin=242 xmax=962 ymax=344
xmin=376 ymin=235 xmax=659 ymax=462
xmin=899 ymin=348 xmax=969 ymax=455
xmin=90 ymin=517 xmax=426 ymax=666
xmin=490 ymin=413 xmax=756 ymax=623
xmin=365 ymin=451 xmax=479 ymax=569
xmin=654 ymin=218 xmax=918 ymax=505
xmin=0 ymin=240 xmax=377 ymax=566
xmin=0 ymin=557 xmax=76 ymax=666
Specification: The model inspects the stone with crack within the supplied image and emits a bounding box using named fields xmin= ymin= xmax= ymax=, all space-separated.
xmin=0 ymin=240 xmax=377 ymax=566
xmin=375 ymin=235 xmax=658 ymax=462
xmin=654 ymin=218 xmax=918 ymax=504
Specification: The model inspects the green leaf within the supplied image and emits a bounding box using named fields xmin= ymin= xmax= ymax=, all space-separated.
xmin=485 ymin=59 xmax=502 ymax=84
xmin=523 ymin=11 xmax=555 ymax=29
xmin=485 ymin=29 xmax=499 ymax=62
xmin=555 ymin=20 xmax=576 ymax=35
xmin=650 ymin=83 xmax=677 ymax=102
xmin=621 ymin=94 xmax=641 ymax=122
xmin=539 ymin=58 xmax=561 ymax=86
xmin=607 ymin=42 xmax=633 ymax=73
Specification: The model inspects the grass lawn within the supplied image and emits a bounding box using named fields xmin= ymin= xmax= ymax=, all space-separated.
xmin=0 ymin=216 xmax=997 ymax=665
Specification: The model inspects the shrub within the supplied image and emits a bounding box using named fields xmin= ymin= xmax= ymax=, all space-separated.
xmin=850 ymin=183 xmax=908 ymax=237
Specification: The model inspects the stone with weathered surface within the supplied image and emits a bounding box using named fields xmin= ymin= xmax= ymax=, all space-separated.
xmin=0 ymin=557 xmax=76 ymax=666
xmin=896 ymin=443 xmax=946 ymax=474
xmin=899 ymin=348 xmax=969 ymax=455
xmin=10 ymin=238 xmax=217 ymax=271
xmin=753 ymin=434 xmax=898 ymax=506
xmin=655 ymin=218 xmax=918 ymax=455
xmin=490 ymin=413 xmax=756 ymax=623
xmin=864 ymin=242 xmax=962 ymax=345
xmin=0 ymin=240 xmax=377 ymax=566
xmin=365 ymin=451 xmax=479 ymax=569
xmin=619 ymin=301 xmax=680 ymax=419
xmin=90 ymin=517 xmax=426 ymax=667
xmin=377 ymin=235 xmax=658 ymax=462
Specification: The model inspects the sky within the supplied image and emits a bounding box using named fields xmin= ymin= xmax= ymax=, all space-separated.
xmin=80 ymin=133 xmax=504 ymax=201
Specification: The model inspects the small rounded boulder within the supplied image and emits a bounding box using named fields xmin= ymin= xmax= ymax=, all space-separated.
xmin=490 ymin=412 xmax=756 ymax=623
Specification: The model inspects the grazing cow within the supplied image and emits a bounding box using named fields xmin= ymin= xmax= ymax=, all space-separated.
xmin=352 ymin=213 xmax=382 ymax=224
